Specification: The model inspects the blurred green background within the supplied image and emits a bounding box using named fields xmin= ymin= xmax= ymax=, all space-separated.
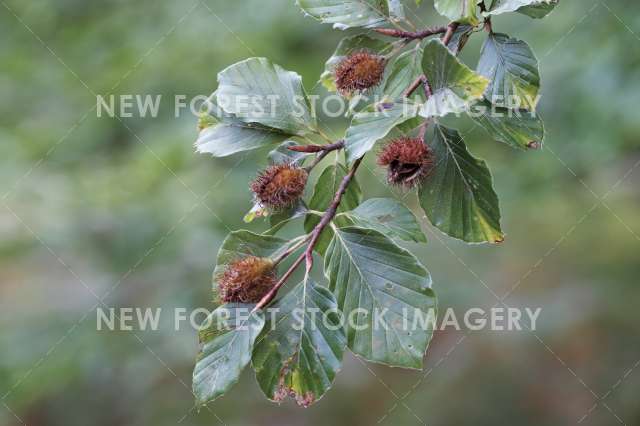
xmin=2 ymin=1 xmax=639 ymax=425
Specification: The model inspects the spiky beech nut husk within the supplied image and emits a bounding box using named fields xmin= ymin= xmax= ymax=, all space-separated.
xmin=334 ymin=52 xmax=386 ymax=95
xmin=377 ymin=137 xmax=434 ymax=188
xmin=250 ymin=163 xmax=308 ymax=209
xmin=218 ymin=256 xmax=277 ymax=304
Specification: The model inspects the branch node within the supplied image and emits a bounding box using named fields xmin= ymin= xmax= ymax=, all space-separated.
xmin=441 ymin=22 xmax=460 ymax=47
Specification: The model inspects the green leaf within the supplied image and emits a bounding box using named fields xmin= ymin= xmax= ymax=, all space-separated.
xmin=215 ymin=231 xmax=290 ymax=274
xmin=324 ymin=227 xmax=436 ymax=369
xmin=338 ymin=198 xmax=426 ymax=242
xmin=305 ymin=164 xmax=362 ymax=255
xmin=433 ymin=0 xmax=479 ymax=25
xmin=477 ymin=33 xmax=540 ymax=111
xmin=517 ymin=1 xmax=559 ymax=19
xmin=296 ymin=0 xmax=402 ymax=30
xmin=418 ymin=125 xmax=504 ymax=243
xmin=485 ymin=0 xmax=559 ymax=18
xmin=383 ymin=45 xmax=425 ymax=101
xmin=267 ymin=200 xmax=309 ymax=235
xmin=420 ymin=39 xmax=489 ymax=118
xmin=193 ymin=304 xmax=265 ymax=405
xmin=195 ymin=98 xmax=290 ymax=157
xmin=344 ymin=101 xmax=420 ymax=164
xmin=252 ymin=279 xmax=346 ymax=406
xmin=217 ymin=57 xmax=317 ymax=134
xmin=469 ymin=98 xmax=544 ymax=150
xmin=213 ymin=231 xmax=294 ymax=303
xmin=320 ymin=34 xmax=391 ymax=93
xmin=388 ymin=0 xmax=406 ymax=19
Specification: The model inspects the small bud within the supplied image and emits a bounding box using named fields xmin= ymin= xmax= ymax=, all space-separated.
xmin=218 ymin=256 xmax=277 ymax=304
xmin=250 ymin=163 xmax=308 ymax=209
xmin=197 ymin=112 xmax=217 ymax=131
xmin=377 ymin=137 xmax=434 ymax=188
xmin=335 ymin=52 xmax=386 ymax=95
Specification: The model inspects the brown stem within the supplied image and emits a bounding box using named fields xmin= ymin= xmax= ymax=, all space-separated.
xmin=441 ymin=22 xmax=460 ymax=46
xmin=253 ymin=157 xmax=364 ymax=311
xmin=271 ymin=234 xmax=311 ymax=266
xmin=307 ymin=150 xmax=331 ymax=171
xmin=404 ymin=75 xmax=425 ymax=98
xmin=288 ymin=140 xmax=344 ymax=153
xmin=418 ymin=119 xmax=430 ymax=140
xmin=253 ymin=253 xmax=306 ymax=311
xmin=484 ymin=18 xmax=492 ymax=33
xmin=307 ymin=144 xmax=344 ymax=172
xmin=374 ymin=26 xmax=447 ymax=40
xmin=422 ymin=76 xmax=433 ymax=97
xmin=287 ymin=140 xmax=344 ymax=171
xmin=404 ymin=75 xmax=432 ymax=98
xmin=305 ymin=157 xmax=363 ymax=255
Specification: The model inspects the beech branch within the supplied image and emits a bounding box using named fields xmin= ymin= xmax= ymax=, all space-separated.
xmin=374 ymin=26 xmax=447 ymax=40
xmin=254 ymin=17 xmax=474 ymax=311
xmin=253 ymin=157 xmax=363 ymax=311
xmin=303 ymin=156 xmax=363 ymax=270
xmin=374 ymin=21 xmax=460 ymax=45
xmin=291 ymin=140 xmax=345 ymax=171
xmin=288 ymin=140 xmax=344 ymax=153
